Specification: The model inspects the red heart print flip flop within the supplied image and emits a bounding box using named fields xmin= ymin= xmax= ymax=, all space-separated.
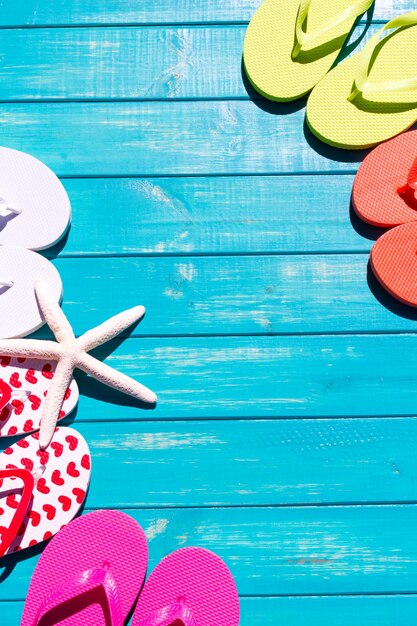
xmin=0 ymin=426 xmax=90 ymax=557
xmin=131 ymin=547 xmax=240 ymax=626
xmin=353 ymin=131 xmax=417 ymax=306
xmin=0 ymin=356 xmax=78 ymax=437
xmin=21 ymin=510 xmax=148 ymax=626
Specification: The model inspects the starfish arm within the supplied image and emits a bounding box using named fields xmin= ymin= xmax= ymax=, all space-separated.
xmin=78 ymin=351 xmax=157 ymax=404
xmin=35 ymin=280 xmax=75 ymax=343
xmin=39 ymin=357 xmax=74 ymax=450
xmin=77 ymin=306 xmax=145 ymax=352
xmin=0 ymin=339 xmax=60 ymax=359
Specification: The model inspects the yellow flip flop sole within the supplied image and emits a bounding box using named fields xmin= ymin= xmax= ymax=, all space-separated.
xmin=243 ymin=0 xmax=373 ymax=102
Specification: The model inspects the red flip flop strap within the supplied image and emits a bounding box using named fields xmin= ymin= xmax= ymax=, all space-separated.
xmin=0 ymin=467 xmax=34 ymax=557
xmin=0 ymin=379 xmax=11 ymax=411
xmin=407 ymin=154 xmax=417 ymax=191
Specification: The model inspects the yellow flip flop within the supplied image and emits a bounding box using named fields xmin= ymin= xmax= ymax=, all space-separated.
xmin=243 ymin=0 xmax=374 ymax=102
xmin=307 ymin=11 xmax=417 ymax=149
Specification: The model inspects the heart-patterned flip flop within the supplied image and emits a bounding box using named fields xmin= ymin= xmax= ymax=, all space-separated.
xmin=132 ymin=547 xmax=240 ymax=626
xmin=0 ymin=356 xmax=78 ymax=437
xmin=353 ymin=130 xmax=417 ymax=306
xmin=0 ymin=426 xmax=90 ymax=557
xmin=21 ymin=510 xmax=148 ymax=626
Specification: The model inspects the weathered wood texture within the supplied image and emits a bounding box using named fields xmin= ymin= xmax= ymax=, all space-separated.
xmin=1 ymin=1 xmax=417 ymax=624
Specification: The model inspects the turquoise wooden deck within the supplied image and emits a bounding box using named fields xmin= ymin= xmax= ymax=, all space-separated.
xmin=1 ymin=0 xmax=417 ymax=623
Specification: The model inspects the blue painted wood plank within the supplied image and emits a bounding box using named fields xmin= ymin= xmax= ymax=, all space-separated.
xmin=41 ymin=334 xmax=417 ymax=421
xmin=0 ymin=24 xmax=381 ymax=101
xmin=52 ymin=175 xmax=369 ymax=257
xmin=0 ymin=0 xmax=410 ymax=26
xmin=0 ymin=101 xmax=366 ymax=176
xmin=25 ymin=254 xmax=417 ymax=338
xmin=4 ymin=596 xmax=417 ymax=626
xmin=3 ymin=505 xmax=417 ymax=600
xmin=0 ymin=418 xmax=414 ymax=508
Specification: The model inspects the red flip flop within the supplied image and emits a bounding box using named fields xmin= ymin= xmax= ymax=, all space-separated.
xmin=353 ymin=131 xmax=417 ymax=306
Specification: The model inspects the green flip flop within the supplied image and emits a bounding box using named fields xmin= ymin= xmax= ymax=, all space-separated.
xmin=243 ymin=0 xmax=374 ymax=102
xmin=307 ymin=10 xmax=417 ymax=148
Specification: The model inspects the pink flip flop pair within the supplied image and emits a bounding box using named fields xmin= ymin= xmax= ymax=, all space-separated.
xmin=21 ymin=510 xmax=240 ymax=626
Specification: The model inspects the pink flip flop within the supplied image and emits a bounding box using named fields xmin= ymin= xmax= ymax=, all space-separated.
xmin=0 ymin=356 xmax=78 ymax=437
xmin=21 ymin=510 xmax=148 ymax=626
xmin=132 ymin=547 xmax=240 ymax=626
xmin=0 ymin=426 xmax=90 ymax=557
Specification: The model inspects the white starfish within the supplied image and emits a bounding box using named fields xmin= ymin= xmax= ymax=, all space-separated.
xmin=0 ymin=281 xmax=157 ymax=449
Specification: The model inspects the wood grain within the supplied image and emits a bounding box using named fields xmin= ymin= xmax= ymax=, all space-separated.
xmin=0 ymin=101 xmax=366 ymax=176
xmin=0 ymin=418 xmax=414 ymax=509
xmin=25 ymin=254 xmax=417 ymax=338
xmin=27 ymin=334 xmax=417 ymax=421
xmin=0 ymin=0 xmax=411 ymax=26
xmin=0 ymin=24 xmax=381 ymax=101
xmin=4 ymin=505 xmax=417 ymax=601
xmin=52 ymin=175 xmax=368 ymax=257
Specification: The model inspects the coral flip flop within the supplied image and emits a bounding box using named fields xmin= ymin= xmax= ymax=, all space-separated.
xmin=0 ymin=355 xmax=78 ymax=437
xmin=21 ymin=510 xmax=148 ymax=626
xmin=0 ymin=426 xmax=90 ymax=557
xmin=243 ymin=0 xmax=373 ymax=101
xmin=0 ymin=147 xmax=70 ymax=251
xmin=131 ymin=547 xmax=240 ymax=626
xmin=353 ymin=131 xmax=417 ymax=306
xmin=353 ymin=130 xmax=417 ymax=227
xmin=0 ymin=246 xmax=62 ymax=338
xmin=307 ymin=10 xmax=417 ymax=148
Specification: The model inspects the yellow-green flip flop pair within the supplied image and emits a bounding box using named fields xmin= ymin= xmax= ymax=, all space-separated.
xmin=243 ymin=1 xmax=417 ymax=149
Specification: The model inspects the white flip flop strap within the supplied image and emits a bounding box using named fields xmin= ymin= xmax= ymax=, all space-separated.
xmin=0 ymin=279 xmax=14 ymax=288
xmin=348 ymin=10 xmax=417 ymax=101
xmin=292 ymin=0 xmax=373 ymax=59
xmin=0 ymin=196 xmax=21 ymax=218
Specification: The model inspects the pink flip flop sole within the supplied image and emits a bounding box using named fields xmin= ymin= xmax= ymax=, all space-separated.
xmin=352 ymin=130 xmax=417 ymax=227
xmin=21 ymin=510 xmax=148 ymax=626
xmin=132 ymin=547 xmax=240 ymax=626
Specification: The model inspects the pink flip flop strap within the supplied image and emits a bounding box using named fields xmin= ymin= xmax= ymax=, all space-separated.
xmin=0 ymin=467 xmax=34 ymax=557
xmin=33 ymin=566 xmax=124 ymax=625
xmin=136 ymin=602 xmax=199 ymax=626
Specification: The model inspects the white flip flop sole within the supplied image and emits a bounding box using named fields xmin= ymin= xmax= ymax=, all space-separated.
xmin=0 ymin=148 xmax=71 ymax=251
xmin=0 ymin=246 xmax=62 ymax=338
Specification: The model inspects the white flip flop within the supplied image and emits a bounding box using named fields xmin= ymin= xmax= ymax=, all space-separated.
xmin=0 ymin=148 xmax=70 ymax=251
xmin=0 ymin=246 xmax=62 ymax=338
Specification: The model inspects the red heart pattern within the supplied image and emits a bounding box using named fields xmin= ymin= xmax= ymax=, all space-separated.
xmin=0 ymin=357 xmax=79 ymax=437
xmin=66 ymin=462 xmax=80 ymax=478
xmin=0 ymin=427 xmax=91 ymax=555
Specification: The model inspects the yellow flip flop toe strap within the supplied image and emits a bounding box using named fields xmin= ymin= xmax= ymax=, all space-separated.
xmin=292 ymin=0 xmax=374 ymax=59
xmin=348 ymin=10 xmax=417 ymax=101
